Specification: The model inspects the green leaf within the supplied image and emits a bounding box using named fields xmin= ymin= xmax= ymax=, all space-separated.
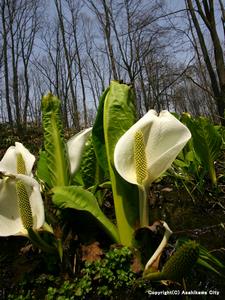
xmin=197 ymin=258 xmax=222 ymax=276
xmin=41 ymin=93 xmax=70 ymax=187
xmin=104 ymin=81 xmax=137 ymax=165
xmin=103 ymin=81 xmax=139 ymax=246
xmin=199 ymin=247 xmax=224 ymax=269
xmin=185 ymin=150 xmax=195 ymax=162
xmin=98 ymin=181 xmax=112 ymax=189
xmin=80 ymin=135 xmax=97 ymax=188
xmin=36 ymin=150 xmax=51 ymax=188
xmin=52 ymin=186 xmax=119 ymax=243
xmin=92 ymin=87 xmax=110 ymax=173
xmin=184 ymin=116 xmax=222 ymax=186
xmin=173 ymin=158 xmax=189 ymax=168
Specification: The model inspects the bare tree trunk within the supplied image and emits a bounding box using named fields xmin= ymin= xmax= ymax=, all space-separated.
xmin=219 ymin=0 xmax=225 ymax=39
xmin=186 ymin=0 xmax=225 ymax=124
xmin=20 ymin=2 xmax=39 ymax=127
xmin=7 ymin=0 xmax=22 ymax=133
xmin=101 ymin=0 xmax=118 ymax=80
xmin=87 ymin=0 xmax=119 ymax=81
xmin=67 ymin=0 xmax=88 ymax=127
xmin=1 ymin=0 xmax=13 ymax=129
xmin=54 ymin=0 xmax=80 ymax=131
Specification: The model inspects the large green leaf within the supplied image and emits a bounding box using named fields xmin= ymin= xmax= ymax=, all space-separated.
xmin=52 ymin=186 xmax=119 ymax=243
xmin=92 ymin=87 xmax=109 ymax=173
xmin=80 ymin=135 xmax=98 ymax=188
xmin=103 ymin=81 xmax=139 ymax=246
xmin=104 ymin=81 xmax=137 ymax=165
xmin=36 ymin=150 xmax=51 ymax=188
xmin=41 ymin=93 xmax=70 ymax=187
xmin=184 ymin=115 xmax=222 ymax=185
xmin=79 ymin=134 xmax=106 ymax=207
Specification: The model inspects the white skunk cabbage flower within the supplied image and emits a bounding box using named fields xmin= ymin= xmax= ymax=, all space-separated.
xmin=114 ymin=110 xmax=191 ymax=187
xmin=0 ymin=175 xmax=44 ymax=236
xmin=67 ymin=127 xmax=92 ymax=175
xmin=0 ymin=143 xmax=44 ymax=236
xmin=0 ymin=142 xmax=35 ymax=176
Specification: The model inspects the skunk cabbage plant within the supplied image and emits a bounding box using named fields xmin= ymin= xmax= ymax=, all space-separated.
xmin=92 ymin=81 xmax=138 ymax=246
xmin=114 ymin=110 xmax=191 ymax=186
xmin=39 ymin=83 xmax=191 ymax=247
xmin=0 ymin=142 xmax=35 ymax=176
xmin=0 ymin=143 xmax=44 ymax=236
xmin=40 ymin=93 xmax=120 ymax=243
xmin=0 ymin=83 xmax=223 ymax=282
xmin=0 ymin=175 xmax=44 ymax=236
xmin=39 ymin=93 xmax=92 ymax=187
xmin=114 ymin=110 xmax=191 ymax=226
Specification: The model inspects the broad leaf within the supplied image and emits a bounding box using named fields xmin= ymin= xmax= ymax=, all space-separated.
xmin=36 ymin=150 xmax=51 ymax=189
xmin=184 ymin=116 xmax=222 ymax=185
xmin=80 ymin=135 xmax=98 ymax=188
xmin=92 ymin=87 xmax=109 ymax=173
xmin=104 ymin=81 xmax=137 ymax=165
xmin=103 ymin=81 xmax=139 ymax=246
xmin=41 ymin=93 xmax=70 ymax=187
xmin=52 ymin=186 xmax=119 ymax=243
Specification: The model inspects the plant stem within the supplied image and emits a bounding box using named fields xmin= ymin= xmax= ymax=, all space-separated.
xmin=209 ymin=162 xmax=217 ymax=186
xmin=109 ymin=169 xmax=135 ymax=246
xmin=143 ymin=271 xmax=163 ymax=281
xmin=139 ymin=185 xmax=148 ymax=227
xmin=28 ymin=228 xmax=57 ymax=254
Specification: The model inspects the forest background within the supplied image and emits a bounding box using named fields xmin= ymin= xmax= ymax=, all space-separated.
xmin=0 ymin=0 xmax=224 ymax=132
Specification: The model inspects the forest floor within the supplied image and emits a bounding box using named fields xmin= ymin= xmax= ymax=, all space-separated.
xmin=0 ymin=125 xmax=225 ymax=299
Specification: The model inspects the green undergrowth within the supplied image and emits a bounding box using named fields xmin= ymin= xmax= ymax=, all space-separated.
xmin=7 ymin=247 xmax=149 ymax=300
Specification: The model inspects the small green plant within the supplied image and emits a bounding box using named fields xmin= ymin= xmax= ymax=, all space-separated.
xmin=44 ymin=246 xmax=141 ymax=299
xmin=181 ymin=114 xmax=222 ymax=187
xmin=8 ymin=247 xmax=141 ymax=300
xmin=76 ymin=246 xmax=137 ymax=298
xmin=168 ymin=114 xmax=224 ymax=196
xmin=8 ymin=274 xmax=58 ymax=300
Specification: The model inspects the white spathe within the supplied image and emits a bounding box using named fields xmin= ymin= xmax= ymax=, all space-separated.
xmin=114 ymin=110 xmax=191 ymax=186
xmin=67 ymin=127 xmax=92 ymax=175
xmin=0 ymin=175 xmax=45 ymax=236
xmin=0 ymin=142 xmax=35 ymax=176
xmin=0 ymin=143 xmax=44 ymax=236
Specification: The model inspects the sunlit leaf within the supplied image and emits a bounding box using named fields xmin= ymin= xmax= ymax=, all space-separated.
xmin=103 ymin=81 xmax=139 ymax=246
xmin=52 ymin=185 xmax=119 ymax=243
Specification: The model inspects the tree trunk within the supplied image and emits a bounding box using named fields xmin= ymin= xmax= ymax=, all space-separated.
xmin=54 ymin=0 xmax=80 ymax=131
xmin=7 ymin=0 xmax=22 ymax=133
xmin=186 ymin=0 xmax=225 ymax=124
xmin=1 ymin=0 xmax=13 ymax=129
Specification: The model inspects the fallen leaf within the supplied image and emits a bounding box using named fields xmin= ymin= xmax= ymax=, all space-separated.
xmin=81 ymin=242 xmax=103 ymax=262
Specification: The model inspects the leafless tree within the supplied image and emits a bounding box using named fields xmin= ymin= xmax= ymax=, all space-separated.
xmin=54 ymin=0 xmax=80 ymax=131
xmin=66 ymin=0 xmax=88 ymax=127
xmin=0 ymin=0 xmax=13 ymax=128
xmin=0 ymin=0 xmax=43 ymax=132
xmin=186 ymin=0 xmax=225 ymax=124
